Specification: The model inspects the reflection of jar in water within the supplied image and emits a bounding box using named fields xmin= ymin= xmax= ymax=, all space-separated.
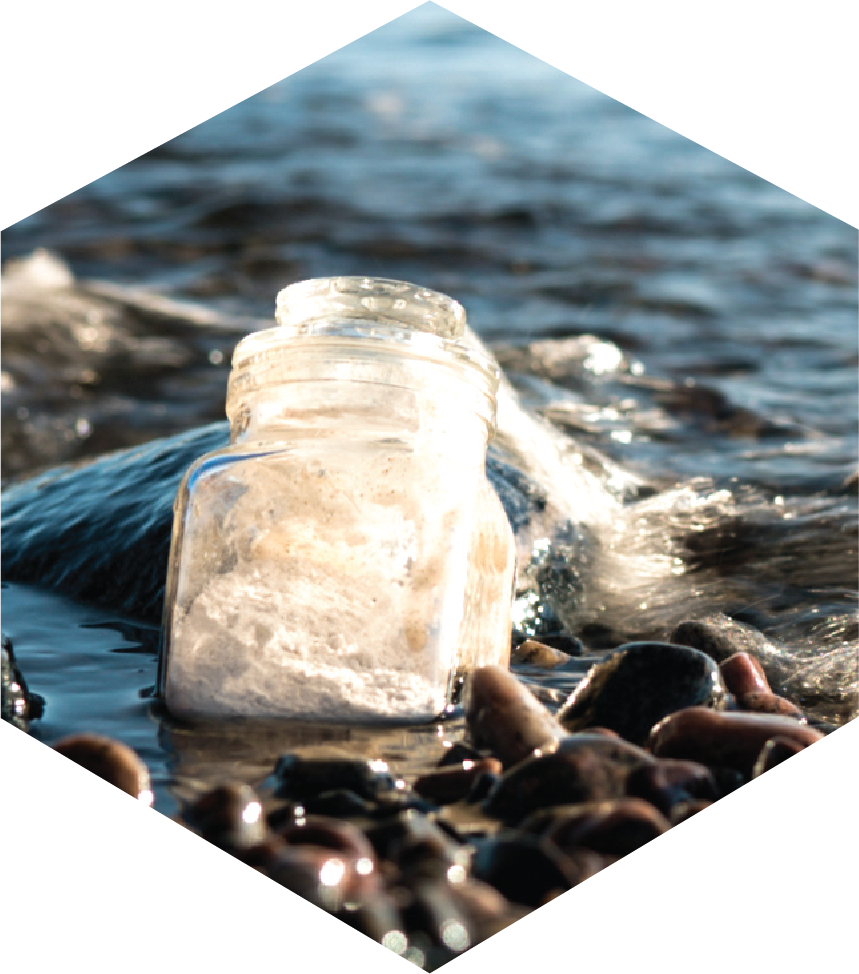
xmin=158 ymin=277 xmax=515 ymax=722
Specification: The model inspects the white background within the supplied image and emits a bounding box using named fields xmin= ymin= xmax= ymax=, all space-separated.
xmin=2 ymin=1 xmax=857 ymax=971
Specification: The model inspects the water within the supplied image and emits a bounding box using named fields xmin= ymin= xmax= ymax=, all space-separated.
xmin=1 ymin=4 xmax=857 ymax=813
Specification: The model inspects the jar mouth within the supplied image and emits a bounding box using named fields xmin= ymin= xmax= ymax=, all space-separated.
xmin=275 ymin=277 xmax=467 ymax=340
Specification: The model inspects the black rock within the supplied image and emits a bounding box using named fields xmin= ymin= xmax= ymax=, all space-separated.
xmin=273 ymin=753 xmax=395 ymax=802
xmin=1 ymin=633 xmax=45 ymax=731
xmin=556 ymin=641 xmax=728 ymax=745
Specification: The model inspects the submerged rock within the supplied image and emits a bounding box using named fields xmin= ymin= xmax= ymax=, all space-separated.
xmin=556 ymin=641 xmax=728 ymax=746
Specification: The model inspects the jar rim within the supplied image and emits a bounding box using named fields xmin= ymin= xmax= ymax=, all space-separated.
xmin=275 ymin=276 xmax=467 ymax=340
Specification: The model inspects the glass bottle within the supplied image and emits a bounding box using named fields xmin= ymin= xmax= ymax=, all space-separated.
xmin=158 ymin=277 xmax=515 ymax=721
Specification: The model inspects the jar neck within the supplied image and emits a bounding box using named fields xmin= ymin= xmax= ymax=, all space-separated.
xmin=228 ymin=348 xmax=493 ymax=446
xmin=227 ymin=277 xmax=499 ymax=446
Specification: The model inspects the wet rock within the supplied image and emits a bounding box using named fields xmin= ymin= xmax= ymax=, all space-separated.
xmin=556 ymin=642 xmax=727 ymax=746
xmin=184 ymin=782 xmax=268 ymax=850
xmin=413 ymin=758 xmax=503 ymax=805
xmin=465 ymin=665 xmax=565 ymax=769
xmin=470 ymin=834 xmax=601 ymax=907
xmin=648 ymin=707 xmax=824 ymax=776
xmin=670 ymin=615 xmax=788 ymax=690
xmin=752 ymin=736 xmax=807 ymax=778
xmin=1 ymin=633 xmax=45 ymax=731
xmin=625 ymin=758 xmax=719 ymax=816
xmin=519 ymin=798 xmax=671 ymax=856
xmin=738 ymin=691 xmax=805 ymax=720
xmin=273 ymin=752 xmax=395 ymax=802
xmin=483 ymin=733 xmax=654 ymax=826
xmin=512 ymin=639 xmax=576 ymax=667
xmin=719 ymin=652 xmax=770 ymax=696
xmin=52 ymin=732 xmax=152 ymax=801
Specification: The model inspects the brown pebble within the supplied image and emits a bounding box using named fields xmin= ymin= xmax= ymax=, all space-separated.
xmin=520 ymin=798 xmax=671 ymax=857
xmin=465 ymin=665 xmax=566 ymax=769
xmin=413 ymin=758 xmax=503 ymax=804
xmin=719 ymin=652 xmax=770 ymax=696
xmin=738 ymin=691 xmax=805 ymax=720
xmin=52 ymin=733 xmax=151 ymax=800
xmin=648 ymin=707 xmax=823 ymax=776
xmin=752 ymin=736 xmax=807 ymax=778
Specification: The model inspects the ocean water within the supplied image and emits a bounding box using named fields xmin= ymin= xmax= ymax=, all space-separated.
xmin=1 ymin=4 xmax=856 ymax=812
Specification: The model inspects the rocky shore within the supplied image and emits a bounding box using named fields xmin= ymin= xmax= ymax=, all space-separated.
xmin=4 ymin=629 xmax=833 ymax=970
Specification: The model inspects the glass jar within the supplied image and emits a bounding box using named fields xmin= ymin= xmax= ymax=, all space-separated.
xmin=158 ymin=277 xmax=515 ymax=722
